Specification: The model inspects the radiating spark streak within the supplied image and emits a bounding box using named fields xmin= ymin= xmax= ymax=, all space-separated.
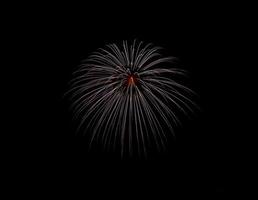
xmin=66 ymin=40 xmax=198 ymax=156
xmin=136 ymin=87 xmax=166 ymax=151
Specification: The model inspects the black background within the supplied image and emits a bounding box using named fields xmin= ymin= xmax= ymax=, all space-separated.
xmin=9 ymin=1 xmax=240 ymax=197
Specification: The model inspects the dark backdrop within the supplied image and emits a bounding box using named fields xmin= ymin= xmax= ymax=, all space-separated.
xmin=11 ymin=1 xmax=237 ymax=197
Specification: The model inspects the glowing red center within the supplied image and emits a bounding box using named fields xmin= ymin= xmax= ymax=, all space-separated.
xmin=127 ymin=74 xmax=137 ymax=86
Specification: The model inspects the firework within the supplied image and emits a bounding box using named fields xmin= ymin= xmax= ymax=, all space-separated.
xmin=66 ymin=40 xmax=198 ymax=157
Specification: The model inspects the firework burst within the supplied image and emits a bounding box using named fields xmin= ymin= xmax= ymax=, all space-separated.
xmin=66 ymin=40 xmax=198 ymax=157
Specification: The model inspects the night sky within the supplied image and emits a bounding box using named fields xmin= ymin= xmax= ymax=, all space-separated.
xmin=10 ymin=1 xmax=239 ymax=197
